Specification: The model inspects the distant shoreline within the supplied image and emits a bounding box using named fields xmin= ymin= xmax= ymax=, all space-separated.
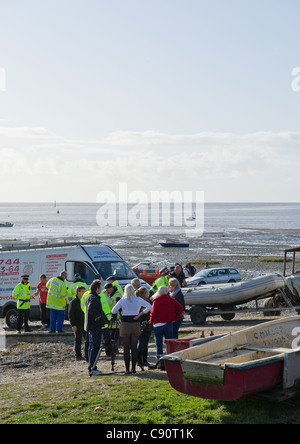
xmin=241 ymin=228 xmax=300 ymax=232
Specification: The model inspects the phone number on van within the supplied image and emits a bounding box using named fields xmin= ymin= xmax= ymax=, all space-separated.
xmin=0 ymin=258 xmax=20 ymax=276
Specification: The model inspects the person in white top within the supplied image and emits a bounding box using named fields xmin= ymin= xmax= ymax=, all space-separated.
xmin=112 ymin=284 xmax=152 ymax=374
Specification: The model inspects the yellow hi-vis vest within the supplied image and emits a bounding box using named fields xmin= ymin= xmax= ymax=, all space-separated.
xmin=100 ymin=292 xmax=112 ymax=328
xmin=46 ymin=277 xmax=68 ymax=311
xmin=112 ymin=280 xmax=123 ymax=296
xmin=81 ymin=291 xmax=89 ymax=313
xmin=81 ymin=291 xmax=112 ymax=329
xmin=67 ymin=281 xmax=89 ymax=300
xmin=151 ymin=276 xmax=169 ymax=294
xmin=108 ymin=289 xmax=122 ymax=328
xmin=13 ymin=282 xmax=31 ymax=310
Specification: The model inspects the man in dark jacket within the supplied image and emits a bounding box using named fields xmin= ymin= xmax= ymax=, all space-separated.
xmin=85 ymin=280 xmax=106 ymax=376
xmin=69 ymin=286 xmax=85 ymax=361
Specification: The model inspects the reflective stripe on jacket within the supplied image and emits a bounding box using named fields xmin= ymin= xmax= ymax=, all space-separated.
xmin=46 ymin=277 xmax=68 ymax=311
xmin=12 ymin=283 xmax=31 ymax=310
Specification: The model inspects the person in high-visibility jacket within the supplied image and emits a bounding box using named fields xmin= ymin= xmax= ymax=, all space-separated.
xmin=68 ymin=274 xmax=89 ymax=300
xmin=13 ymin=274 xmax=32 ymax=333
xmin=149 ymin=267 xmax=170 ymax=297
xmin=103 ymin=283 xmax=122 ymax=359
xmin=106 ymin=276 xmax=123 ymax=296
xmin=104 ymin=283 xmax=122 ymax=326
xmin=81 ymin=285 xmax=113 ymax=358
xmin=100 ymin=291 xmax=113 ymax=357
xmin=46 ymin=271 xmax=68 ymax=333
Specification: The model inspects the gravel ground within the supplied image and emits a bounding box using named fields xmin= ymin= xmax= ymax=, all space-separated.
xmin=1 ymin=311 xmax=298 ymax=388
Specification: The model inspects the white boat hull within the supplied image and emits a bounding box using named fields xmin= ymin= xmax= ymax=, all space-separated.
xmin=182 ymin=273 xmax=285 ymax=307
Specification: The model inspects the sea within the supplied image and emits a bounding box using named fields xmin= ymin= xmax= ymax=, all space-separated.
xmin=0 ymin=202 xmax=299 ymax=261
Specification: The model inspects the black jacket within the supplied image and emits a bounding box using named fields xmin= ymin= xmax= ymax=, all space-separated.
xmin=68 ymin=296 xmax=84 ymax=330
xmin=172 ymin=288 xmax=186 ymax=312
xmin=85 ymin=291 xmax=105 ymax=332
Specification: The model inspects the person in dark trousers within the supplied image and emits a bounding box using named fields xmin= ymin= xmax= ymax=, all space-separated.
xmin=69 ymin=286 xmax=86 ymax=360
xmin=85 ymin=280 xmax=106 ymax=376
xmin=168 ymin=278 xmax=186 ymax=339
xmin=12 ymin=275 xmax=32 ymax=333
xmin=136 ymin=286 xmax=153 ymax=369
xmin=150 ymin=285 xmax=183 ymax=360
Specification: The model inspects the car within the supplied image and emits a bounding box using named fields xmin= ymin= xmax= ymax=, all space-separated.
xmin=186 ymin=267 xmax=241 ymax=287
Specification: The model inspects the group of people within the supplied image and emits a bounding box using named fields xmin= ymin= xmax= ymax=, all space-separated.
xmin=73 ymin=274 xmax=185 ymax=376
xmin=12 ymin=263 xmax=189 ymax=376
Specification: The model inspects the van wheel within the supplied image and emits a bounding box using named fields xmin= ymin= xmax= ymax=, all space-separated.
xmin=190 ymin=306 xmax=207 ymax=325
xmin=6 ymin=308 xmax=18 ymax=329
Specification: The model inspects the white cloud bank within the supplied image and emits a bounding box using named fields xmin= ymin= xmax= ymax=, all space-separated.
xmin=0 ymin=128 xmax=299 ymax=202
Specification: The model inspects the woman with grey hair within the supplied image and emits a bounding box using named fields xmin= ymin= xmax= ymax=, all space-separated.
xmin=150 ymin=286 xmax=184 ymax=360
xmin=112 ymin=284 xmax=152 ymax=374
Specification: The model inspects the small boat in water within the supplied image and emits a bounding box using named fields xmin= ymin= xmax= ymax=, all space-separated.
xmin=159 ymin=238 xmax=189 ymax=248
xmin=0 ymin=222 xmax=13 ymax=227
xmin=186 ymin=213 xmax=196 ymax=221
xmin=163 ymin=316 xmax=300 ymax=401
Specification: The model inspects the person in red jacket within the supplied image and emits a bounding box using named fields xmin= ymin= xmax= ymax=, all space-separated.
xmin=150 ymin=286 xmax=183 ymax=358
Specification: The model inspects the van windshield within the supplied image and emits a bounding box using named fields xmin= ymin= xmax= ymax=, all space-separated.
xmin=93 ymin=261 xmax=137 ymax=281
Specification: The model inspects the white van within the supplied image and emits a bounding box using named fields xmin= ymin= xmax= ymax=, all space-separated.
xmin=0 ymin=243 xmax=144 ymax=328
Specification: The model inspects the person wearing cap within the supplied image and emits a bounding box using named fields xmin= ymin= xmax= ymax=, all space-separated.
xmin=149 ymin=267 xmax=170 ymax=297
xmin=67 ymin=274 xmax=89 ymax=300
xmin=106 ymin=276 xmax=123 ymax=296
xmin=12 ymin=275 xmax=32 ymax=333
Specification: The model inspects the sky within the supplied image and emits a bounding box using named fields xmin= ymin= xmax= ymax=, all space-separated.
xmin=0 ymin=0 xmax=300 ymax=203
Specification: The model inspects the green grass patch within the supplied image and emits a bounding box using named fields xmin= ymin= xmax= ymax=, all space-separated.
xmin=190 ymin=260 xmax=220 ymax=266
xmin=258 ymin=257 xmax=286 ymax=263
xmin=258 ymin=257 xmax=300 ymax=263
xmin=2 ymin=372 xmax=300 ymax=424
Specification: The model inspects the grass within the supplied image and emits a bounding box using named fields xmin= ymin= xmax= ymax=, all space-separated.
xmin=258 ymin=257 xmax=300 ymax=263
xmin=190 ymin=260 xmax=220 ymax=266
xmin=2 ymin=371 xmax=300 ymax=424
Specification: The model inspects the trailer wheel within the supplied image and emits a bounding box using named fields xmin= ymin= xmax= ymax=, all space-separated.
xmin=219 ymin=306 xmax=236 ymax=321
xmin=5 ymin=308 xmax=18 ymax=329
xmin=263 ymin=298 xmax=281 ymax=317
xmin=190 ymin=306 xmax=207 ymax=325
xmin=221 ymin=312 xmax=236 ymax=321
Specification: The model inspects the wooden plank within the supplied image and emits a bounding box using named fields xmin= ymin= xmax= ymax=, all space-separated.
xmin=181 ymin=360 xmax=224 ymax=385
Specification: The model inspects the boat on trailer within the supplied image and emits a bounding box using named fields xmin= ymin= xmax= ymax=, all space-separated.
xmin=183 ymin=273 xmax=286 ymax=307
xmin=163 ymin=316 xmax=300 ymax=401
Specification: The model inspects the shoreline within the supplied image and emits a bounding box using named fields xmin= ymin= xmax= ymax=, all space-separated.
xmin=0 ymin=233 xmax=289 ymax=280
xmin=241 ymin=227 xmax=300 ymax=232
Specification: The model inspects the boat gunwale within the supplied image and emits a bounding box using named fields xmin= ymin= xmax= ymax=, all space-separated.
xmin=163 ymin=316 xmax=300 ymax=364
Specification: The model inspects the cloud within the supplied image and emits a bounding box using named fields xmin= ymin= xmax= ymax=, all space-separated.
xmin=0 ymin=126 xmax=56 ymax=139
xmin=0 ymin=127 xmax=299 ymax=201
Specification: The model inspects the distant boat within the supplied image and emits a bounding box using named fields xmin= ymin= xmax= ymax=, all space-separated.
xmin=159 ymin=238 xmax=189 ymax=248
xmin=186 ymin=213 xmax=196 ymax=221
xmin=0 ymin=222 xmax=13 ymax=227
